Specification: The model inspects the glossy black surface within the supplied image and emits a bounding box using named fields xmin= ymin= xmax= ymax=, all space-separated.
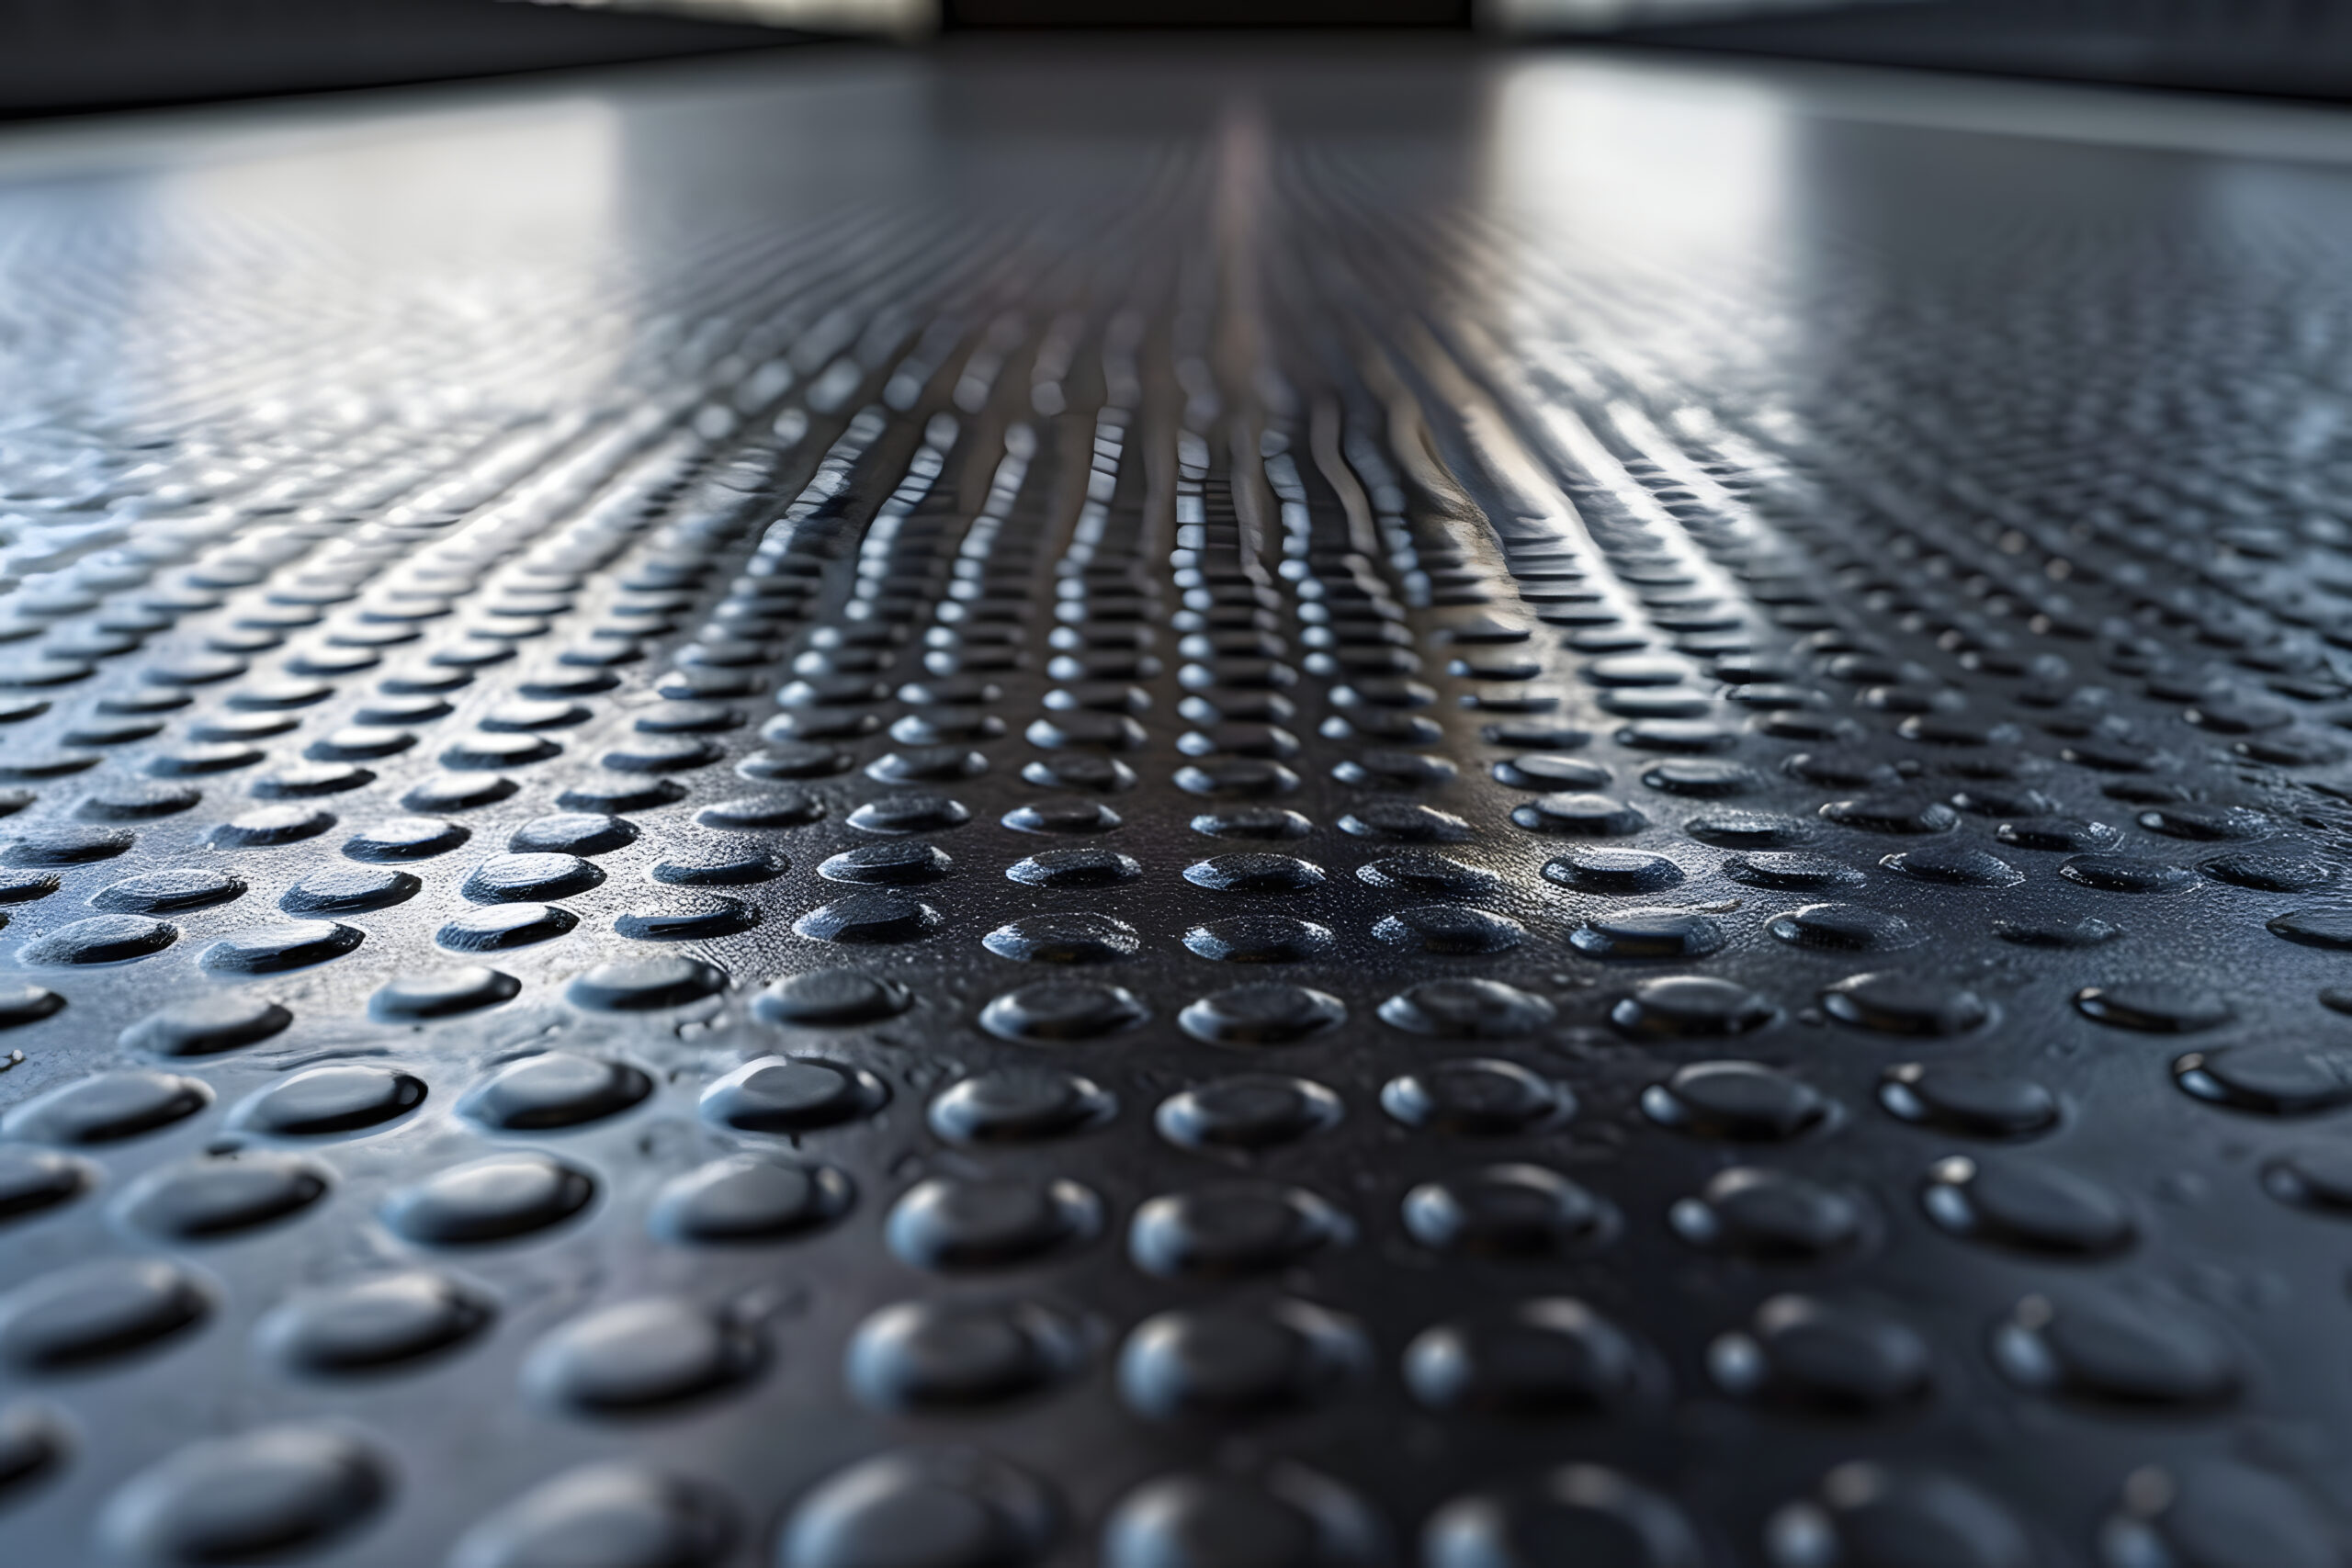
xmin=1 ymin=37 xmax=2351 ymax=1567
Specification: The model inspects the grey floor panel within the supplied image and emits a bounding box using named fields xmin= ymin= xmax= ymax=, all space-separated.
xmin=0 ymin=40 xmax=2348 ymax=1568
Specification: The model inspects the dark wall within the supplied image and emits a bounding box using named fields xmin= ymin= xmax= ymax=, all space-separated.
xmin=0 ymin=0 xmax=800 ymax=118
xmin=943 ymin=1 xmax=1470 ymax=23
xmin=1612 ymin=0 xmax=2352 ymax=103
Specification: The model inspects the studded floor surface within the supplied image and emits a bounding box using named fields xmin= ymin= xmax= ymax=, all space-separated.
xmin=5 ymin=38 xmax=2352 ymax=1568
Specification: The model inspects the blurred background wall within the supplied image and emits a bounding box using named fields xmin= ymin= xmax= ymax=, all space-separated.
xmin=6 ymin=0 xmax=2352 ymax=119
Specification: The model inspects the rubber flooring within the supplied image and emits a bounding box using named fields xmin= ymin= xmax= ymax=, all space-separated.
xmin=1 ymin=39 xmax=2350 ymax=1568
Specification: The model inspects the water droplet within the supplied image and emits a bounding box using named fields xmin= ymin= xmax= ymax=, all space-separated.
xmin=92 ymin=870 xmax=243 ymax=915
xmin=779 ymin=1450 xmax=1059 ymax=1568
xmin=1129 ymin=1183 xmax=1351 ymax=1279
xmin=1510 ymin=792 xmax=1645 ymax=836
xmin=1193 ymin=805 xmax=1314 ymax=840
xmin=463 ymin=1054 xmax=649 ymax=1131
xmin=1710 ymin=1294 xmax=1930 ymax=1413
xmin=2138 ymin=804 xmax=2272 ymax=841
xmin=1822 ymin=973 xmax=1989 ymax=1036
xmin=1492 ymin=754 xmax=1611 ymax=791
xmin=1819 ymin=796 xmax=1958 ymax=835
xmin=120 ymin=995 xmax=288 ymax=1057
xmin=1687 ymin=810 xmax=1810 ymax=848
xmin=1184 ymin=852 xmax=1324 ymax=893
xmin=2176 ymin=1043 xmax=2352 ymax=1113
xmin=1104 ymin=1470 xmax=1385 ymax=1568
xmin=1378 ymin=979 xmax=1555 ymax=1039
xmin=702 ymin=1056 xmax=885 ymax=1134
xmin=1001 ymin=798 xmax=1122 ymax=834
xmin=3 ymin=1069 xmax=209 ymax=1144
xmin=209 ymin=806 xmax=337 ymax=849
xmin=2059 ymin=854 xmax=2195 ymax=894
xmin=1183 ymin=915 xmax=1332 ymax=963
xmin=19 ymin=913 xmax=176 ymax=965
xmin=259 ymin=1271 xmax=492 ymax=1374
xmin=2099 ymin=1461 xmax=2342 ymax=1568
xmin=2261 ymin=1145 xmax=2352 ymax=1213
xmin=1404 ymin=1163 xmax=1614 ymax=1257
xmin=382 ymin=1154 xmax=594 ymax=1245
xmin=1725 ymin=852 xmax=1862 ymax=890
xmin=2204 ymin=850 xmax=2332 ymax=892
xmin=1878 ymin=1064 xmax=2057 ymax=1138
xmin=101 ymin=1426 xmax=386 ymax=1565
xmin=797 ymin=894 xmax=941 ymax=944
xmin=930 ymin=1068 xmax=1114 ymax=1145
xmin=1337 ymin=802 xmax=1470 ymax=841
xmin=1540 ymin=850 xmax=1680 ymax=898
xmin=1380 ymin=1058 xmax=1571 ymax=1135
xmin=849 ymin=1298 xmax=1086 ymax=1414
xmin=1169 ymin=983 xmax=1339 ymax=1045
xmin=0 ymin=1403 xmax=64 ymax=1504
xmin=1425 ymin=1466 xmax=1701 ymax=1568
xmin=847 ymin=794 xmax=971 ymax=835
xmin=405 ymin=773 xmax=520 ymax=813
xmin=0 ymin=1145 xmax=89 ymax=1225
xmin=524 ymin=1298 xmax=760 ymax=1415
xmin=344 ymin=817 xmax=469 ymax=861
xmin=1643 ymin=1061 xmax=1829 ymax=1141
xmin=451 ymin=1464 xmax=732 ymax=1568
xmin=463 ymin=852 xmax=604 ymax=903
xmin=1373 ymin=905 xmax=1524 ymax=955
xmin=887 ymin=1177 xmax=1101 ymax=1269
xmin=1157 ymin=1075 xmax=1342 ymax=1151
xmin=816 ymin=843 xmax=949 ymax=886
xmin=1671 ymin=1168 xmax=1864 ymax=1262
xmin=1990 ymin=916 xmax=2120 ymax=948
xmin=1118 ymin=1299 xmax=1367 ymax=1418
xmin=651 ymin=1156 xmax=852 ymax=1244
xmin=1921 ymin=1155 xmax=2133 ymax=1256
xmin=978 ymin=981 xmax=1148 ymax=1043
xmin=2266 ymin=908 xmax=2352 ymax=951
xmin=1880 ymin=840 xmax=2024 ymax=887
xmin=1765 ymin=1465 xmax=2028 ymax=1568
xmin=569 ymin=956 xmax=727 ymax=1011
xmin=1612 ymin=976 xmax=1778 ymax=1039
xmin=4 ymin=826 xmax=134 ymax=867
xmin=1570 ymin=907 xmax=1725 ymax=960
xmin=615 ymin=894 xmax=759 ymax=942
xmin=439 ymin=903 xmax=578 ymax=953
xmin=2075 ymin=982 xmax=2233 ymax=1032
xmin=1992 ymin=1289 xmax=2239 ymax=1408
xmin=0 ymin=1257 xmax=209 ymax=1370
xmin=755 ymin=968 xmax=908 ymax=1025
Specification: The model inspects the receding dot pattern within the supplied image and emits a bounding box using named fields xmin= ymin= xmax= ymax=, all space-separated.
xmin=0 ymin=64 xmax=2339 ymax=1567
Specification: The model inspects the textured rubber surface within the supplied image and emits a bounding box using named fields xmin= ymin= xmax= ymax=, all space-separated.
xmin=4 ymin=41 xmax=2352 ymax=1568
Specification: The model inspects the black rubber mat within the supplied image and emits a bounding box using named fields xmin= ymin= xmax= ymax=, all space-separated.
xmin=4 ymin=39 xmax=2352 ymax=1568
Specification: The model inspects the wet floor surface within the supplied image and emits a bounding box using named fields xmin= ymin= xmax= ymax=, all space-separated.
xmin=1 ymin=38 xmax=2352 ymax=1567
